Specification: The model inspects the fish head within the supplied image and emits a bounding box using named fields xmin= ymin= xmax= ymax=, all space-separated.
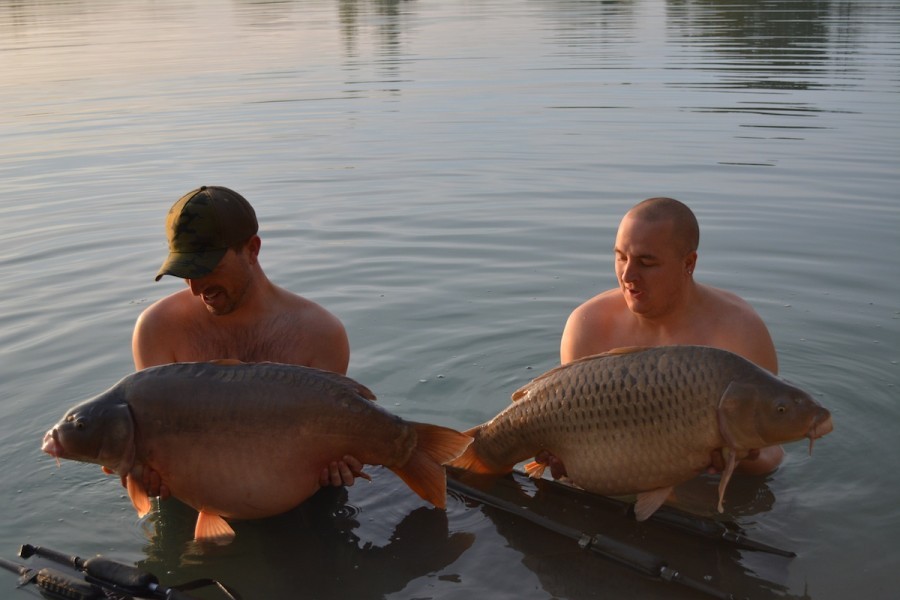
xmin=42 ymin=388 xmax=136 ymax=475
xmin=718 ymin=376 xmax=833 ymax=452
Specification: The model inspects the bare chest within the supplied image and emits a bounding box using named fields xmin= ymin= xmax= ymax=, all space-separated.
xmin=175 ymin=320 xmax=309 ymax=365
xmin=608 ymin=316 xmax=724 ymax=351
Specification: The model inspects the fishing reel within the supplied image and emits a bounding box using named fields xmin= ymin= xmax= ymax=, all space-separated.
xmin=2 ymin=544 xmax=242 ymax=600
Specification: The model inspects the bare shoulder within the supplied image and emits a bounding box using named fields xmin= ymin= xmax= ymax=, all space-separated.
xmin=275 ymin=288 xmax=344 ymax=333
xmin=699 ymin=285 xmax=778 ymax=373
xmin=132 ymin=290 xmax=195 ymax=369
xmin=571 ymin=288 xmax=625 ymax=318
xmin=136 ymin=289 xmax=194 ymax=324
xmin=701 ymin=285 xmax=768 ymax=328
xmin=272 ymin=288 xmax=350 ymax=373
xmin=561 ymin=289 xmax=625 ymax=363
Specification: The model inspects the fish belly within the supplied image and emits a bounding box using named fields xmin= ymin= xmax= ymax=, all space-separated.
xmin=127 ymin=363 xmax=415 ymax=519
xmin=476 ymin=350 xmax=726 ymax=494
xmin=557 ymin=430 xmax=717 ymax=496
xmin=142 ymin=427 xmax=359 ymax=518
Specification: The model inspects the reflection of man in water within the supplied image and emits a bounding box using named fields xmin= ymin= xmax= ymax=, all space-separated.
xmin=560 ymin=197 xmax=783 ymax=474
xmin=142 ymin=492 xmax=475 ymax=600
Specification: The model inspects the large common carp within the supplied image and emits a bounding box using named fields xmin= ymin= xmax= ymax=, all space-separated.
xmin=42 ymin=361 xmax=471 ymax=542
xmin=449 ymin=346 xmax=832 ymax=520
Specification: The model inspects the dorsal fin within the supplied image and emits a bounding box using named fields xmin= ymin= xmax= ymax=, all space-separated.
xmin=600 ymin=345 xmax=650 ymax=356
xmin=207 ymin=360 xmax=377 ymax=402
xmin=295 ymin=366 xmax=378 ymax=402
xmin=209 ymin=359 xmax=244 ymax=366
xmin=511 ymin=347 xmax=651 ymax=402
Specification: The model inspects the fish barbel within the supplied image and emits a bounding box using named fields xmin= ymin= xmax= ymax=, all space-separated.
xmin=42 ymin=361 xmax=471 ymax=542
xmin=449 ymin=346 xmax=833 ymax=519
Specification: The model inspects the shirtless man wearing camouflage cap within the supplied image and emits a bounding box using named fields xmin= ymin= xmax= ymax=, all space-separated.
xmin=132 ymin=185 xmax=363 ymax=492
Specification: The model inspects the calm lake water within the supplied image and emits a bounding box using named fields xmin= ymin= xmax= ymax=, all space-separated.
xmin=2 ymin=1 xmax=898 ymax=599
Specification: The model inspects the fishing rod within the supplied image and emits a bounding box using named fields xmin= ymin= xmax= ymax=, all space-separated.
xmin=638 ymin=502 xmax=795 ymax=557
xmin=8 ymin=544 xmax=243 ymax=600
xmin=515 ymin=470 xmax=796 ymax=557
xmin=1 ymin=554 xmax=101 ymax=600
xmin=447 ymin=476 xmax=739 ymax=600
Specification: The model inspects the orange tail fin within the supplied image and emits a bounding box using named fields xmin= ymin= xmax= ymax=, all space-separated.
xmin=445 ymin=427 xmax=512 ymax=476
xmin=389 ymin=423 xmax=472 ymax=509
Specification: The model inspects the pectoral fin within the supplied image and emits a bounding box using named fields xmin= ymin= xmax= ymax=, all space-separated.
xmin=634 ymin=487 xmax=673 ymax=521
xmin=717 ymin=448 xmax=738 ymax=514
xmin=523 ymin=460 xmax=546 ymax=479
xmin=194 ymin=511 xmax=235 ymax=543
xmin=126 ymin=475 xmax=152 ymax=518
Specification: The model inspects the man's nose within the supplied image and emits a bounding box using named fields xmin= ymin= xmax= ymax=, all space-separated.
xmin=621 ymin=260 xmax=638 ymax=282
xmin=186 ymin=279 xmax=203 ymax=295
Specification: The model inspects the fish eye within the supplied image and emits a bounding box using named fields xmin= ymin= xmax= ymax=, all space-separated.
xmin=777 ymin=405 xmax=786 ymax=414
xmin=74 ymin=419 xmax=85 ymax=430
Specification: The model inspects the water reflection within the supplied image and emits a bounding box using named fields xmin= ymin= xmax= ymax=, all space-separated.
xmin=458 ymin=472 xmax=801 ymax=600
xmin=0 ymin=0 xmax=882 ymax=95
xmin=524 ymin=0 xmax=883 ymax=161
xmin=339 ymin=0 xmax=410 ymax=57
xmin=139 ymin=487 xmax=474 ymax=599
xmin=666 ymin=0 xmax=860 ymax=89
xmin=537 ymin=0 xmax=639 ymax=57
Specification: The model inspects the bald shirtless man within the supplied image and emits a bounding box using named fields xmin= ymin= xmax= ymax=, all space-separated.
xmin=132 ymin=185 xmax=363 ymax=493
xmin=560 ymin=197 xmax=783 ymax=475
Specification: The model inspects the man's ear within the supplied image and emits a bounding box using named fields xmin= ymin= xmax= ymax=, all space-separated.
xmin=246 ymin=235 xmax=262 ymax=262
xmin=685 ymin=250 xmax=697 ymax=275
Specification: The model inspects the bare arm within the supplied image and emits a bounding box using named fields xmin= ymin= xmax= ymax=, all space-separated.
xmin=739 ymin=316 xmax=779 ymax=375
xmin=560 ymin=294 xmax=617 ymax=364
xmin=705 ymin=286 xmax=779 ymax=375
xmin=560 ymin=309 xmax=590 ymax=365
xmin=307 ymin=310 xmax=350 ymax=375
xmin=707 ymin=291 xmax=783 ymax=473
xmin=132 ymin=295 xmax=187 ymax=370
xmin=730 ymin=312 xmax=783 ymax=474
xmin=133 ymin=311 xmax=172 ymax=370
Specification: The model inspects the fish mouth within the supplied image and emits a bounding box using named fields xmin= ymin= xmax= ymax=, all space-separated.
xmin=806 ymin=409 xmax=834 ymax=455
xmin=41 ymin=428 xmax=63 ymax=458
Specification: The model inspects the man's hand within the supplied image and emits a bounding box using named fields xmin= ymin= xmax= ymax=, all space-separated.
xmin=319 ymin=455 xmax=370 ymax=487
xmin=736 ymin=445 xmax=784 ymax=475
xmin=141 ymin=466 xmax=170 ymax=499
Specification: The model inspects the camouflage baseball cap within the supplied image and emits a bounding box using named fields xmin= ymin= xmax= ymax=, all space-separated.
xmin=155 ymin=186 xmax=258 ymax=281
